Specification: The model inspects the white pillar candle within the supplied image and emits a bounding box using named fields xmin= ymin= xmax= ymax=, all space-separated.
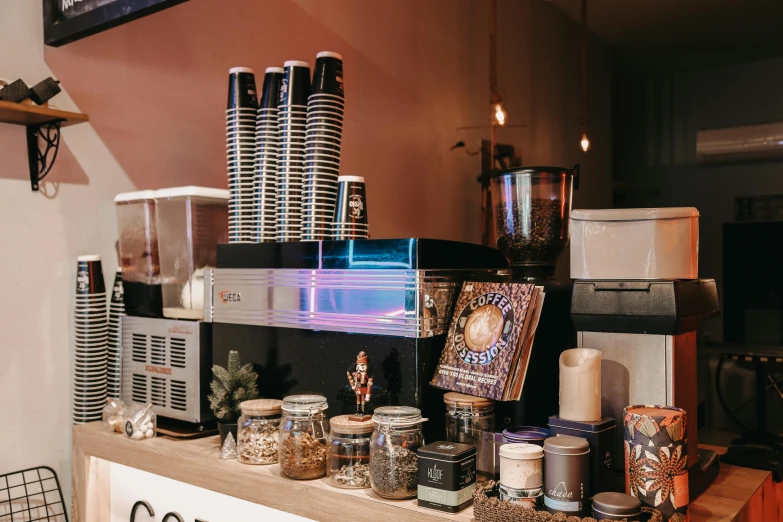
xmin=559 ymin=348 xmax=602 ymax=422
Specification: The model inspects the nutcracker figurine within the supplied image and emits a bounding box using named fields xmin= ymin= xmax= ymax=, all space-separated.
xmin=347 ymin=351 xmax=373 ymax=421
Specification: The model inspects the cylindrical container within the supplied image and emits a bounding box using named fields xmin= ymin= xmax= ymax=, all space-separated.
xmin=502 ymin=426 xmax=549 ymax=446
xmin=311 ymin=51 xmax=344 ymax=98
xmin=280 ymin=60 xmax=311 ymax=107
xmin=279 ymin=394 xmax=329 ymax=479
xmin=548 ymin=415 xmax=616 ymax=496
xmin=327 ymin=415 xmax=373 ymax=489
xmin=154 ymin=187 xmax=228 ymax=320
xmin=370 ymin=406 xmax=425 ymax=499
xmin=417 ymin=441 xmax=476 ymax=513
xmin=592 ymin=492 xmax=642 ymax=521
xmin=106 ymin=268 xmax=125 ymax=399
xmin=489 ymin=166 xmax=578 ymax=267
xmin=499 ymin=443 xmax=543 ymax=490
xmin=624 ymin=405 xmax=688 ymax=521
xmin=332 ymin=175 xmax=369 ymax=240
xmin=237 ymin=399 xmax=282 ymax=465
xmin=115 ymin=190 xmax=162 ymax=317
xmin=123 ymin=403 xmax=156 ymax=440
xmin=559 ymin=348 xmax=602 ymax=422
xmin=543 ymin=435 xmax=590 ymax=516
xmin=227 ymin=67 xmax=258 ymax=110
xmin=444 ymin=392 xmax=495 ymax=481
xmin=570 ymin=207 xmax=699 ymax=279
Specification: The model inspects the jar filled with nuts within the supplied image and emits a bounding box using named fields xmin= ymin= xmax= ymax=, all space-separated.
xmin=327 ymin=415 xmax=373 ymax=489
xmin=370 ymin=406 xmax=426 ymax=499
xmin=279 ymin=394 xmax=329 ymax=480
xmin=237 ymin=399 xmax=283 ymax=465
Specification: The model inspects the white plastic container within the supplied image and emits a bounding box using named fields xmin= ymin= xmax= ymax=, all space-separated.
xmin=570 ymin=208 xmax=699 ymax=280
xmin=154 ymin=187 xmax=228 ymax=320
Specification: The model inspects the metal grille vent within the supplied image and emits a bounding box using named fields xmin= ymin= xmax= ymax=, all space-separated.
xmin=170 ymin=380 xmax=187 ymax=411
xmin=150 ymin=335 xmax=166 ymax=365
xmin=170 ymin=337 xmax=186 ymax=368
xmin=132 ymin=374 xmax=147 ymax=403
xmin=151 ymin=376 xmax=166 ymax=407
xmin=131 ymin=333 xmax=147 ymax=363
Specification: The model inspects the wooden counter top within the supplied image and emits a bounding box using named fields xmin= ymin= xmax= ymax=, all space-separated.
xmin=72 ymin=423 xmax=779 ymax=522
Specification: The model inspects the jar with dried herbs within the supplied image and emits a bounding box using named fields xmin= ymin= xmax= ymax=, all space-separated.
xmin=327 ymin=415 xmax=373 ymax=489
xmin=279 ymin=394 xmax=329 ymax=480
xmin=370 ymin=406 xmax=425 ymax=499
xmin=237 ymin=399 xmax=283 ymax=465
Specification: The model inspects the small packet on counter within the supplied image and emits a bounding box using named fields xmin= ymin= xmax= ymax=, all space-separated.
xmin=102 ymin=398 xmax=127 ymax=434
xmin=124 ymin=403 xmax=156 ymax=440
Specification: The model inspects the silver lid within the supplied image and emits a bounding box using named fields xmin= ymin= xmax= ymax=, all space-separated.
xmin=281 ymin=394 xmax=328 ymax=414
xmin=372 ymin=406 xmax=424 ymax=428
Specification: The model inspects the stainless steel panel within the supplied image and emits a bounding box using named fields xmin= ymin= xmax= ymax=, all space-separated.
xmin=209 ymin=268 xmax=469 ymax=338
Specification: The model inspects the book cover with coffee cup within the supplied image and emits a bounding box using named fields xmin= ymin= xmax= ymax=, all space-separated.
xmin=430 ymin=281 xmax=543 ymax=401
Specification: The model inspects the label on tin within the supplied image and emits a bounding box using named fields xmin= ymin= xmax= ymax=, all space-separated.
xmin=544 ymin=495 xmax=581 ymax=513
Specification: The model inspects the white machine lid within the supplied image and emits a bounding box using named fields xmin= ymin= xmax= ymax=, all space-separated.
xmin=570 ymin=207 xmax=699 ymax=221
xmin=154 ymin=186 xmax=229 ymax=200
xmin=114 ymin=190 xmax=157 ymax=203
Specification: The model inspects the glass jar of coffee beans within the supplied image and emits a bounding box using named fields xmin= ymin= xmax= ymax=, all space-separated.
xmin=370 ymin=406 xmax=425 ymax=499
xmin=279 ymin=394 xmax=329 ymax=480
xmin=237 ymin=399 xmax=283 ymax=465
xmin=327 ymin=415 xmax=373 ymax=489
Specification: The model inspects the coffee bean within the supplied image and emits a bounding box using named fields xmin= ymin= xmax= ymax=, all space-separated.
xmin=495 ymin=198 xmax=567 ymax=265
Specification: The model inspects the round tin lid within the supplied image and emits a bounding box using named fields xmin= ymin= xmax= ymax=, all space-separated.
xmin=570 ymin=207 xmax=699 ymax=222
xmin=502 ymin=426 xmax=550 ymax=442
xmin=499 ymin=443 xmax=544 ymax=460
xmin=592 ymin=492 xmax=642 ymax=517
xmin=543 ymin=435 xmax=590 ymax=455
xmin=330 ymin=415 xmax=374 ymax=435
xmin=443 ymin=392 xmax=494 ymax=409
xmin=240 ymin=399 xmax=282 ymax=416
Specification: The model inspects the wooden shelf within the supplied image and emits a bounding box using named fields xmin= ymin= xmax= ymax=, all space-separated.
xmin=72 ymin=423 xmax=781 ymax=522
xmin=0 ymin=100 xmax=88 ymax=127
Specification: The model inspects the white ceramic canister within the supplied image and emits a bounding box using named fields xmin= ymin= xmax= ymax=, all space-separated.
xmin=499 ymin=443 xmax=544 ymax=489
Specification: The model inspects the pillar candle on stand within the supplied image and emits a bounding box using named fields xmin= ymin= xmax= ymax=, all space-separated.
xmin=559 ymin=348 xmax=602 ymax=422
xmin=624 ymin=405 xmax=688 ymax=522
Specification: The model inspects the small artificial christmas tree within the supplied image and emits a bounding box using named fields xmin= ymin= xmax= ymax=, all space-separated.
xmin=208 ymin=350 xmax=259 ymax=423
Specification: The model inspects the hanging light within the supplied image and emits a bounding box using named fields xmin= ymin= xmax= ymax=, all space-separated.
xmin=579 ymin=0 xmax=589 ymax=153
xmin=493 ymin=100 xmax=508 ymax=127
xmin=581 ymin=133 xmax=590 ymax=152
xmin=489 ymin=0 xmax=508 ymax=130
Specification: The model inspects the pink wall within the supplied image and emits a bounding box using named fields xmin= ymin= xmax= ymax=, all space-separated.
xmin=44 ymin=0 xmax=613 ymax=243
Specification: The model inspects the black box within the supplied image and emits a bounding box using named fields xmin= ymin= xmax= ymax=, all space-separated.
xmin=418 ymin=441 xmax=476 ymax=513
xmin=548 ymin=416 xmax=616 ymax=493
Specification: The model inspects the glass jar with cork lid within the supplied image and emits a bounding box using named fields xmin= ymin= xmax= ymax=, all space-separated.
xmin=279 ymin=394 xmax=329 ymax=480
xmin=444 ymin=392 xmax=495 ymax=481
xmin=327 ymin=415 xmax=373 ymax=489
xmin=237 ymin=399 xmax=283 ymax=465
xmin=369 ymin=406 xmax=426 ymax=499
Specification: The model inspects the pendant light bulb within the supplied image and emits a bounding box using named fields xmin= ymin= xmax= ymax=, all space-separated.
xmin=493 ymin=102 xmax=508 ymax=127
xmin=580 ymin=133 xmax=590 ymax=152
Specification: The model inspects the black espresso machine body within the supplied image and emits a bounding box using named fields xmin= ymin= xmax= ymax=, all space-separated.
xmin=207 ymin=239 xmax=508 ymax=440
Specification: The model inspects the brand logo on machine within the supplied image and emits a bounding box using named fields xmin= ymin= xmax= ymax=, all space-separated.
xmin=548 ymin=482 xmax=573 ymax=499
xmin=219 ymin=291 xmax=241 ymax=304
xmin=77 ymin=270 xmax=89 ymax=292
xmin=427 ymin=463 xmax=443 ymax=482
xmin=452 ymin=292 xmax=515 ymax=365
xmin=145 ymin=365 xmax=172 ymax=375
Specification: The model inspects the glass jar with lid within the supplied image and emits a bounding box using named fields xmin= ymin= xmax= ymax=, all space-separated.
xmin=237 ymin=399 xmax=283 ymax=465
xmin=369 ymin=406 xmax=426 ymax=499
xmin=327 ymin=415 xmax=373 ymax=489
xmin=279 ymin=394 xmax=329 ymax=480
xmin=444 ymin=392 xmax=495 ymax=481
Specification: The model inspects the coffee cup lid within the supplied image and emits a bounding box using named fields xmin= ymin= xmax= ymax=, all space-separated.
xmin=265 ymin=67 xmax=284 ymax=74
xmin=317 ymin=51 xmax=343 ymax=60
xmin=284 ymin=60 xmax=310 ymax=68
xmin=338 ymin=175 xmax=365 ymax=183
xmin=230 ymin=67 xmax=254 ymax=74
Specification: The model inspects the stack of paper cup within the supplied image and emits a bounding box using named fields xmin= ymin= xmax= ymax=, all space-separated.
xmin=253 ymin=67 xmax=284 ymax=242
xmin=332 ymin=176 xmax=369 ymax=240
xmin=73 ymin=255 xmax=108 ymax=424
xmin=107 ymin=268 xmax=125 ymax=399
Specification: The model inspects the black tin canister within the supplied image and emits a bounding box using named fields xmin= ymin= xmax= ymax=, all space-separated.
xmin=418 ymin=441 xmax=477 ymax=513
xmin=592 ymin=492 xmax=642 ymax=521
xmin=548 ymin=415 xmax=616 ymax=494
xmin=543 ymin=435 xmax=590 ymax=516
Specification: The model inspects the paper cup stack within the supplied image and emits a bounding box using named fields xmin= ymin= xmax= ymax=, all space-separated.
xmin=333 ymin=176 xmax=369 ymax=240
xmin=73 ymin=255 xmax=108 ymax=424
xmin=252 ymin=67 xmax=284 ymax=243
xmin=302 ymin=52 xmax=345 ymax=241
xmin=107 ymin=268 xmax=125 ymax=399
xmin=276 ymin=61 xmax=311 ymax=242
xmin=226 ymin=67 xmax=259 ymax=243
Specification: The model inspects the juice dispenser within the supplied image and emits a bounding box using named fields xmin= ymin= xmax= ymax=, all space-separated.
xmin=154 ymin=187 xmax=228 ymax=320
xmin=115 ymin=191 xmax=162 ymax=317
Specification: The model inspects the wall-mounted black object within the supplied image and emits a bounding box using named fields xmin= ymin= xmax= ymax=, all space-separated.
xmin=29 ymin=78 xmax=62 ymax=105
xmin=0 ymin=79 xmax=31 ymax=103
xmin=43 ymin=0 xmax=190 ymax=47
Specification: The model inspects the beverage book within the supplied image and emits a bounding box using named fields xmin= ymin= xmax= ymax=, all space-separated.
xmin=430 ymin=281 xmax=545 ymax=401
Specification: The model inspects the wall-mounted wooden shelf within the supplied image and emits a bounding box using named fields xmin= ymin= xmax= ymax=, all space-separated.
xmin=0 ymin=100 xmax=89 ymax=191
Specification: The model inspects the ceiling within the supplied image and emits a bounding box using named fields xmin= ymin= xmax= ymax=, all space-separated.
xmin=546 ymin=0 xmax=783 ymax=69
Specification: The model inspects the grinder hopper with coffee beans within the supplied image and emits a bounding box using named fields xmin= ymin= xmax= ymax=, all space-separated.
xmin=489 ymin=166 xmax=580 ymax=430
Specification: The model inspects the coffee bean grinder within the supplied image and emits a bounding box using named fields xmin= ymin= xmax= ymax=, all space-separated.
xmin=487 ymin=166 xmax=580 ymax=429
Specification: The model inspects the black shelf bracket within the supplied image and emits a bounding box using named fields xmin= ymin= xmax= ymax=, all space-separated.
xmin=26 ymin=119 xmax=62 ymax=191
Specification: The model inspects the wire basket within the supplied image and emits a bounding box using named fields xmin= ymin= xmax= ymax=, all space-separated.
xmin=0 ymin=466 xmax=68 ymax=522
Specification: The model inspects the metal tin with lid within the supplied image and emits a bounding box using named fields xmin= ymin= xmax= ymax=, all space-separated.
xmin=592 ymin=492 xmax=642 ymax=521
xmin=543 ymin=435 xmax=590 ymax=516
xmin=499 ymin=443 xmax=543 ymax=490
xmin=417 ymin=441 xmax=476 ymax=513
xmin=548 ymin=415 xmax=616 ymax=496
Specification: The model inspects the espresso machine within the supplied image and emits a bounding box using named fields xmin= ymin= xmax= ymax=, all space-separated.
xmin=487 ymin=165 xmax=580 ymax=429
xmin=206 ymin=239 xmax=508 ymax=440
